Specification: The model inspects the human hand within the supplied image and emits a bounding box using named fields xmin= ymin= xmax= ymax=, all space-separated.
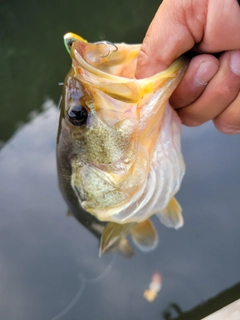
xmin=135 ymin=0 xmax=240 ymax=134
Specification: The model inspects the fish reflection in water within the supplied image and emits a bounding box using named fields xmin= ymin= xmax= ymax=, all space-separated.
xmin=144 ymin=272 xmax=162 ymax=302
xmin=57 ymin=33 xmax=188 ymax=256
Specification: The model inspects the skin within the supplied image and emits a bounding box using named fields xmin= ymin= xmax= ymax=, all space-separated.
xmin=135 ymin=0 xmax=240 ymax=134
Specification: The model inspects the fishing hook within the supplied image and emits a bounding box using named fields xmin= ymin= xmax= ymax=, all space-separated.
xmin=96 ymin=41 xmax=118 ymax=58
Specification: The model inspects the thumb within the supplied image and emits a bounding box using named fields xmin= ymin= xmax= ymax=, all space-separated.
xmin=135 ymin=0 xmax=207 ymax=78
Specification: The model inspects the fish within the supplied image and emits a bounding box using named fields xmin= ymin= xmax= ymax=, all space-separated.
xmin=57 ymin=32 xmax=187 ymax=256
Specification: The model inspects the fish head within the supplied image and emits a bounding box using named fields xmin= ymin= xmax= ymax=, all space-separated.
xmin=58 ymin=33 xmax=187 ymax=224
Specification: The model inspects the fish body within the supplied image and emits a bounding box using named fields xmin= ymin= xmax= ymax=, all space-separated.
xmin=57 ymin=33 xmax=187 ymax=255
xmin=57 ymin=68 xmax=159 ymax=256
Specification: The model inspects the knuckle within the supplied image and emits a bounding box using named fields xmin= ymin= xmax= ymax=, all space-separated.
xmin=213 ymin=82 xmax=235 ymax=102
xmin=218 ymin=84 xmax=234 ymax=98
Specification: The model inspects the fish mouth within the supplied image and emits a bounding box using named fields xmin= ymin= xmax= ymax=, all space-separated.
xmin=64 ymin=32 xmax=188 ymax=108
xmin=69 ymin=37 xmax=188 ymax=105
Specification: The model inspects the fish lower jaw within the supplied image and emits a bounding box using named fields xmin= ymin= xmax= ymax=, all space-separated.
xmin=80 ymin=167 xmax=167 ymax=224
xmin=78 ymin=179 xmax=147 ymax=223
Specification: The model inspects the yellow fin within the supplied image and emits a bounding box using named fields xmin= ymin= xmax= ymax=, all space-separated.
xmin=156 ymin=197 xmax=184 ymax=229
xmin=130 ymin=220 xmax=158 ymax=252
xmin=99 ymin=222 xmax=133 ymax=257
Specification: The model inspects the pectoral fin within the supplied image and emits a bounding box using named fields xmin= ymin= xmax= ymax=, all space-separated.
xmin=156 ymin=196 xmax=184 ymax=229
xmin=99 ymin=222 xmax=133 ymax=256
xmin=130 ymin=220 xmax=158 ymax=252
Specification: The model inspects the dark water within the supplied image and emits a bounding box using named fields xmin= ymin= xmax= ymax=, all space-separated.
xmin=1 ymin=1 xmax=240 ymax=320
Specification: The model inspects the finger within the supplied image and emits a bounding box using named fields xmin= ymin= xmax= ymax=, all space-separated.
xmin=170 ymin=54 xmax=219 ymax=109
xmin=176 ymin=50 xmax=240 ymax=126
xmin=198 ymin=0 xmax=240 ymax=52
xmin=213 ymin=91 xmax=240 ymax=134
xmin=135 ymin=0 xmax=208 ymax=78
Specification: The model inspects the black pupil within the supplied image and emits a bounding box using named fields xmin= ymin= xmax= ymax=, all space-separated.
xmin=68 ymin=105 xmax=88 ymax=126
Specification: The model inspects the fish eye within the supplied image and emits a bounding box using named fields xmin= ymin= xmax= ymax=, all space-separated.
xmin=68 ymin=105 xmax=88 ymax=126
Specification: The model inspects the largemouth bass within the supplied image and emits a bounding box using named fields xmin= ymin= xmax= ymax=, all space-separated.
xmin=57 ymin=33 xmax=187 ymax=255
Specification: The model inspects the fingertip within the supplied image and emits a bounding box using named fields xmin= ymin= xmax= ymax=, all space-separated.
xmin=170 ymin=54 xmax=219 ymax=109
xmin=175 ymin=50 xmax=240 ymax=129
xmin=194 ymin=59 xmax=219 ymax=86
xmin=229 ymin=50 xmax=240 ymax=76
xmin=213 ymin=118 xmax=240 ymax=135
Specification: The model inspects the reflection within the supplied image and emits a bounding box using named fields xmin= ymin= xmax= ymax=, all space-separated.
xmin=144 ymin=272 xmax=162 ymax=302
xmin=0 ymin=83 xmax=240 ymax=320
xmin=162 ymin=282 xmax=240 ymax=320
xmin=50 ymin=264 xmax=113 ymax=320
xmin=162 ymin=303 xmax=183 ymax=320
xmin=56 ymin=33 xmax=187 ymax=257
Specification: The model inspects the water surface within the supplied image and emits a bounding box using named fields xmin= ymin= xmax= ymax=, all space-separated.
xmin=1 ymin=1 xmax=240 ymax=319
